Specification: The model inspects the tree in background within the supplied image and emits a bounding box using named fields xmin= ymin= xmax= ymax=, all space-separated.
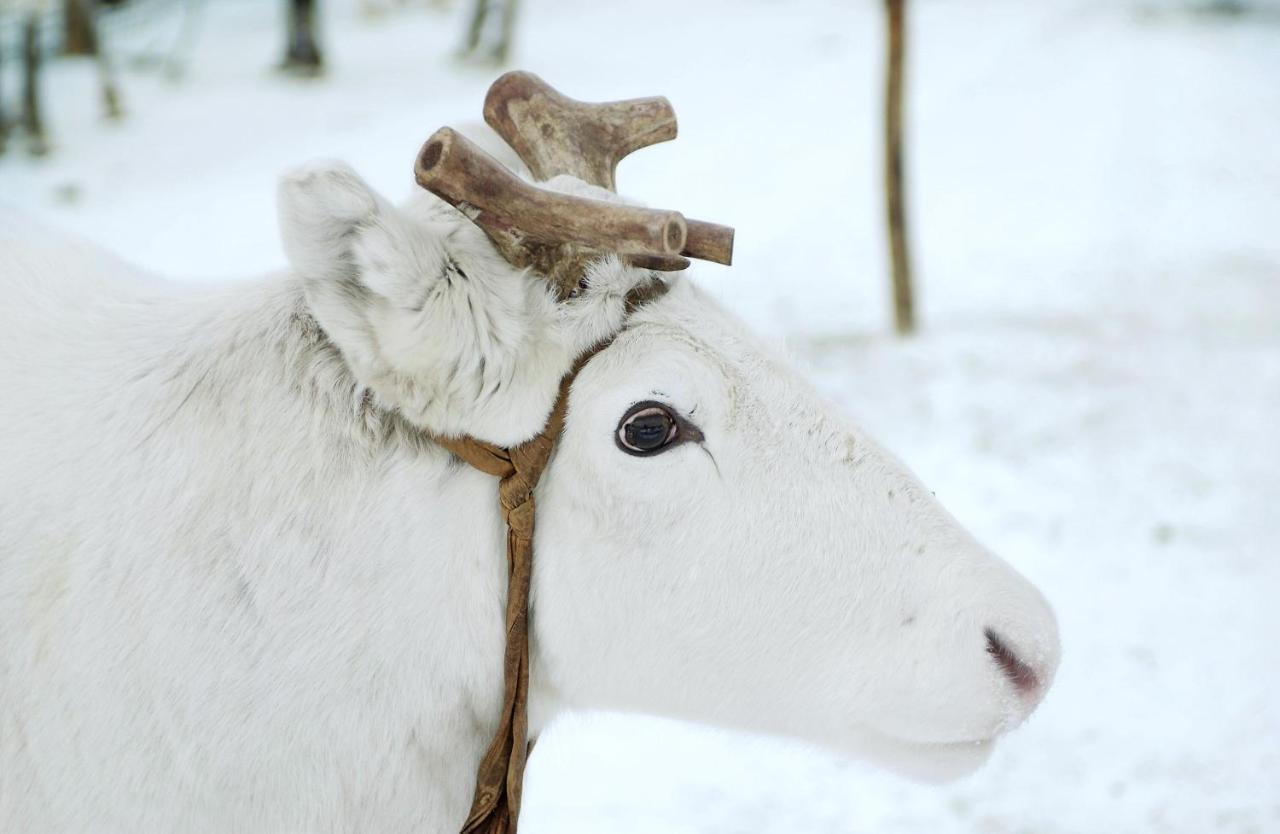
xmin=883 ymin=0 xmax=914 ymax=335
xmin=283 ymin=0 xmax=323 ymax=75
xmin=62 ymin=0 xmax=96 ymax=55
xmin=1 ymin=0 xmax=121 ymax=157
xmin=460 ymin=0 xmax=517 ymax=64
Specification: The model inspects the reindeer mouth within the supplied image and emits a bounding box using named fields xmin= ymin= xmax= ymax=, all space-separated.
xmin=854 ymin=728 xmax=997 ymax=783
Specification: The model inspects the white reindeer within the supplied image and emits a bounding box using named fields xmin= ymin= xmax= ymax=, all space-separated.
xmin=0 ymin=75 xmax=1060 ymax=834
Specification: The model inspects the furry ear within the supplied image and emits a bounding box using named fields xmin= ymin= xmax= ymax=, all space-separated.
xmin=276 ymin=161 xmax=456 ymax=396
xmin=279 ymin=161 xmax=471 ymax=318
xmin=278 ymin=160 xmax=386 ymax=283
xmin=277 ymin=161 xmax=391 ymax=368
xmin=276 ymin=160 xmax=544 ymax=442
xmin=274 ymin=159 xmax=647 ymax=446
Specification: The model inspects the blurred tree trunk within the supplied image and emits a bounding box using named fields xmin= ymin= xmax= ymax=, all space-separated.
xmin=23 ymin=15 xmax=49 ymax=155
xmin=0 ymin=32 xmax=8 ymax=153
xmin=883 ymin=0 xmax=915 ymax=335
xmin=463 ymin=0 xmax=487 ymax=52
xmin=283 ymin=0 xmax=323 ymax=75
xmin=494 ymin=0 xmax=518 ymax=64
xmin=63 ymin=0 xmax=99 ymax=56
xmin=462 ymin=0 xmax=518 ymax=64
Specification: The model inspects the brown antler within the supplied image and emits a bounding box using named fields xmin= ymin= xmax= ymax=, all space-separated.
xmin=415 ymin=127 xmax=687 ymax=296
xmin=483 ymin=70 xmax=734 ymax=266
xmin=414 ymin=73 xmax=733 ymax=296
xmin=483 ymin=70 xmax=676 ymax=191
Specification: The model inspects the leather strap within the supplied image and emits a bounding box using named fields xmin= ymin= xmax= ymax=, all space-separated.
xmin=431 ymin=367 xmax=573 ymax=834
xmin=435 ymin=277 xmax=667 ymax=834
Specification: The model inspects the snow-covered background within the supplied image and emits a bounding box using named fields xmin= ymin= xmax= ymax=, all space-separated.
xmin=3 ymin=0 xmax=1278 ymax=831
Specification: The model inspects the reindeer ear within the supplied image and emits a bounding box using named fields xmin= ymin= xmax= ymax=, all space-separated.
xmin=278 ymin=160 xmax=456 ymax=309
xmin=277 ymin=160 xmax=387 ymax=283
xmin=277 ymin=160 xmax=477 ymax=419
xmin=277 ymin=160 xmax=437 ymax=394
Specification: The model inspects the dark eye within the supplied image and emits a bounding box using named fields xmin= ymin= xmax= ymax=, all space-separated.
xmin=616 ymin=402 xmax=680 ymax=456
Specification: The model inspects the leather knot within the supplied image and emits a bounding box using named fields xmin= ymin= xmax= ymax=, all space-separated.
xmin=503 ymin=499 xmax=535 ymax=541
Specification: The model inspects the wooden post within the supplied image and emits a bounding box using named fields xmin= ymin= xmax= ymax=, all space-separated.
xmin=22 ymin=15 xmax=49 ymax=155
xmin=63 ymin=0 xmax=98 ymax=56
xmin=283 ymin=0 xmax=323 ymax=74
xmin=883 ymin=0 xmax=915 ymax=335
xmin=0 ymin=30 xmax=9 ymax=154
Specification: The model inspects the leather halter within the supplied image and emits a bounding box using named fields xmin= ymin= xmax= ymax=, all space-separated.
xmin=432 ymin=277 xmax=667 ymax=834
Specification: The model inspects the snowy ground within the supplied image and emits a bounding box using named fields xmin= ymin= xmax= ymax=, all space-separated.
xmin=3 ymin=0 xmax=1279 ymax=831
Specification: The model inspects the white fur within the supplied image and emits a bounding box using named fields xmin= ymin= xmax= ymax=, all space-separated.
xmin=0 ymin=164 xmax=1060 ymax=833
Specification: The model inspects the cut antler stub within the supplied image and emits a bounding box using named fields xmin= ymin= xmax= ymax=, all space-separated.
xmin=414 ymin=72 xmax=734 ymax=295
xmin=416 ymin=127 xmax=688 ymax=296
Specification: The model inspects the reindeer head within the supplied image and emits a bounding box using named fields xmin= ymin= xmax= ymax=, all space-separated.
xmin=276 ymin=72 xmax=1060 ymax=806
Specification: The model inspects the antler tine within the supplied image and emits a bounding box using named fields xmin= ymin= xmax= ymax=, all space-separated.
xmin=415 ymin=126 xmax=688 ymax=296
xmin=484 ymin=71 xmax=734 ymax=267
xmin=483 ymin=70 xmax=676 ymax=192
xmin=682 ymin=220 xmax=735 ymax=266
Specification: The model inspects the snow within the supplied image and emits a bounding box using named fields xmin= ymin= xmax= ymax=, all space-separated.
xmin=2 ymin=0 xmax=1278 ymax=831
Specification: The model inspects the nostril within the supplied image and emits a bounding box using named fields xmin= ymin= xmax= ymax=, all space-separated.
xmin=984 ymin=628 xmax=1040 ymax=696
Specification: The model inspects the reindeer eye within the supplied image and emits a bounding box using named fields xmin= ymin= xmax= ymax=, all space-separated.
xmin=616 ymin=402 xmax=679 ymax=456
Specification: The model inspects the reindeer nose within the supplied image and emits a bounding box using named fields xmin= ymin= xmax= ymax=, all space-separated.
xmin=984 ymin=628 xmax=1042 ymax=697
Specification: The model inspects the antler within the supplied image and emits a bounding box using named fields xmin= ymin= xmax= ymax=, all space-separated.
xmin=483 ymin=70 xmax=676 ymax=192
xmin=414 ymin=72 xmax=733 ymax=298
xmin=484 ymin=71 xmax=734 ymax=267
xmin=415 ymin=128 xmax=687 ymax=295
